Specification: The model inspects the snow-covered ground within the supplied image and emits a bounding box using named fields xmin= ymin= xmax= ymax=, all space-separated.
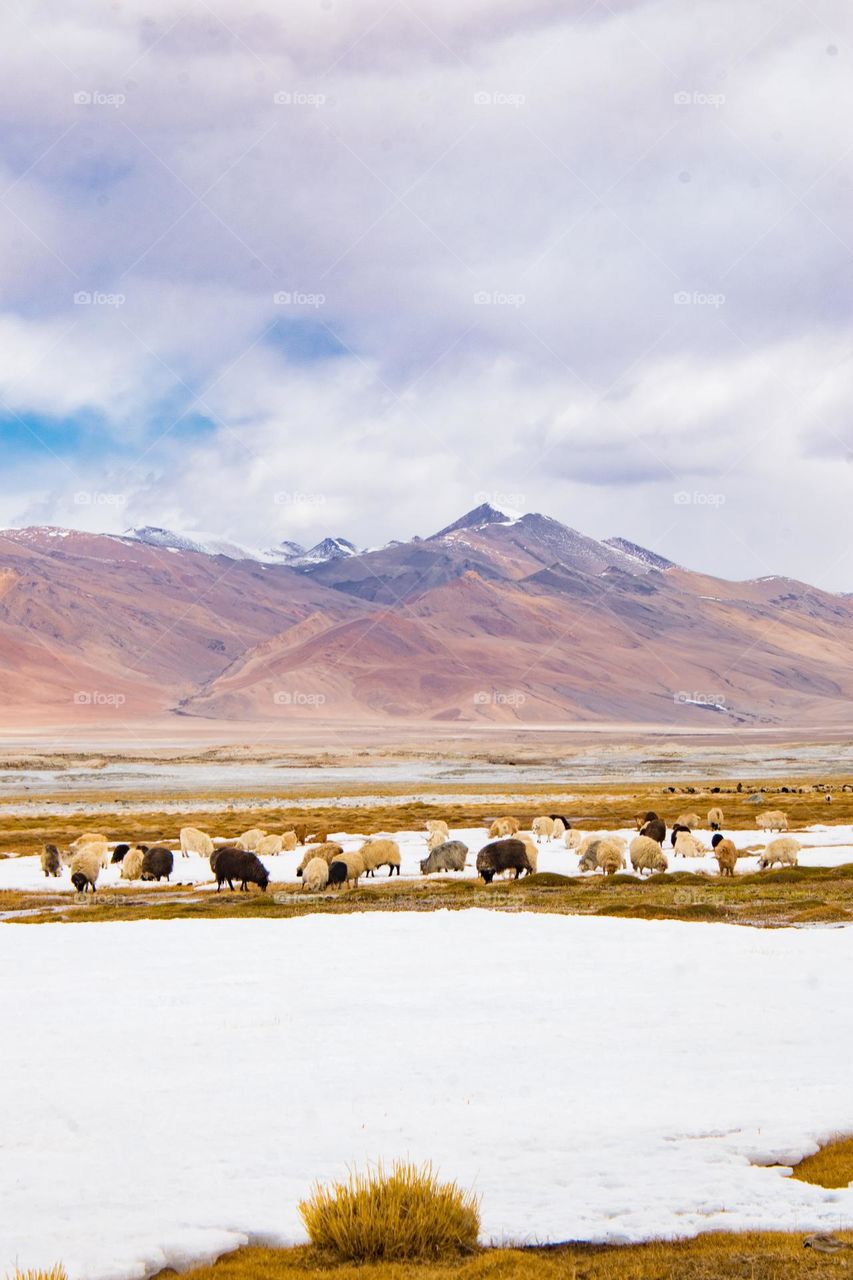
xmin=1 ymin=912 xmax=852 ymax=1280
xmin=0 ymin=823 xmax=851 ymax=894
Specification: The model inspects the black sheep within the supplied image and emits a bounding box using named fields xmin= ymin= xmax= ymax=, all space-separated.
xmin=111 ymin=843 xmax=130 ymax=863
xmin=640 ymin=814 xmax=666 ymax=844
xmin=213 ymin=847 xmax=269 ymax=892
xmin=476 ymin=838 xmax=532 ymax=884
xmin=141 ymin=845 xmax=174 ymax=882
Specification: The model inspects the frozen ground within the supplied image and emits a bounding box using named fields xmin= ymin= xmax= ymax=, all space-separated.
xmin=1 ymin=912 xmax=852 ymax=1280
xmin=0 ymin=823 xmax=851 ymax=893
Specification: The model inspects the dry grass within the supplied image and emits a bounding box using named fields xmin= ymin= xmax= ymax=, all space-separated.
xmin=159 ymin=1232 xmax=853 ymax=1280
xmin=792 ymin=1136 xmax=853 ymax=1188
xmin=9 ymin=1268 xmax=68 ymax=1280
xmin=299 ymin=1162 xmax=480 ymax=1261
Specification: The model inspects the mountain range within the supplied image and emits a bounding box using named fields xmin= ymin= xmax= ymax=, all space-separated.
xmin=0 ymin=504 xmax=850 ymax=728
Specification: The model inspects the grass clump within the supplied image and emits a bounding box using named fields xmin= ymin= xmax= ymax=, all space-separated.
xmin=791 ymin=1135 xmax=853 ymax=1188
xmin=298 ymin=1161 xmax=480 ymax=1261
xmin=10 ymin=1268 xmax=68 ymax=1280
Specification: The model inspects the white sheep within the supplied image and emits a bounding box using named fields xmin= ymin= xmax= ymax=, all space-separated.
xmin=426 ymin=820 xmax=449 ymax=838
xmin=179 ymin=826 xmax=214 ymax=859
xmin=707 ymin=806 xmax=724 ymax=830
xmin=301 ymin=856 xmax=330 ymax=892
xmin=69 ymin=832 xmax=107 ymax=853
xmin=675 ymin=812 xmax=701 ymax=830
xmin=69 ymin=847 xmax=101 ymax=893
xmin=673 ymin=830 xmax=706 ymax=858
xmin=519 ymin=834 xmax=538 ymax=874
xmin=758 ymin=837 xmax=800 ymax=869
xmin=564 ymin=829 xmax=583 ymax=850
xmin=596 ymin=840 xmax=625 ymax=875
xmin=630 ymin=835 xmax=668 ymax=876
xmin=532 ymin=816 xmax=555 ymax=842
xmin=756 ymin=810 xmax=788 ymax=832
xmin=427 ymin=829 xmax=447 ymax=852
xmin=296 ymin=843 xmax=343 ymax=876
xmin=237 ymin=828 xmax=267 ymax=851
xmin=360 ymin=838 xmax=402 ymax=877
xmin=551 ymin=818 xmax=566 ymax=839
xmin=280 ymin=831 xmax=298 ymax=852
xmin=256 ymin=833 xmax=284 ymax=858
xmin=120 ymin=847 xmax=146 ymax=881
xmin=329 ymin=850 xmax=365 ymax=889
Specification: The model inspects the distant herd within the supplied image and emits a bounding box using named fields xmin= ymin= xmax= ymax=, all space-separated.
xmin=35 ymin=806 xmax=805 ymax=894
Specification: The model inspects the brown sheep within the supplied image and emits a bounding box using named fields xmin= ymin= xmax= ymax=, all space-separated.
xmin=711 ymin=835 xmax=738 ymax=877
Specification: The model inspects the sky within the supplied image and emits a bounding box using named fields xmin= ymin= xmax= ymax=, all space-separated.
xmin=0 ymin=0 xmax=851 ymax=588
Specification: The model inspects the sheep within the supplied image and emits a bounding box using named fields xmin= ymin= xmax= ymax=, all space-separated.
xmin=551 ymin=818 xmax=566 ymax=839
xmin=111 ymin=843 xmax=130 ymax=864
xmin=40 ymin=844 xmax=62 ymax=877
xmin=140 ymin=846 xmax=174 ymax=882
xmin=476 ymin=838 xmax=531 ymax=883
xmin=307 ymin=830 xmax=329 ymax=844
xmin=756 ymin=810 xmax=788 ymax=832
xmin=670 ymin=823 xmax=691 ymax=847
xmin=532 ymin=816 xmax=555 ymax=842
xmin=488 ymin=818 xmax=513 ymax=839
xmin=564 ymin=828 xmax=583 ymax=850
xmin=639 ymin=814 xmax=666 ymax=845
xmin=711 ymin=834 xmax=738 ymax=877
xmin=630 ymin=835 xmax=668 ymax=876
xmin=328 ymin=851 xmax=365 ymax=889
xmin=518 ymin=834 xmax=538 ymax=873
xmin=675 ymin=812 xmax=701 ymax=830
xmin=359 ymin=838 xmax=402 ymax=877
xmin=427 ymin=829 xmax=448 ymax=852
xmin=635 ymin=811 xmax=657 ymax=831
xmin=301 ymin=856 xmax=330 ymax=892
xmin=211 ymin=847 xmax=269 ymax=891
xmin=549 ymin=814 xmax=572 ymax=828
xmin=70 ymin=832 xmax=107 ymax=852
xmin=577 ymin=844 xmax=600 ymax=873
xmin=673 ymin=830 xmax=706 ymax=858
xmin=426 ymin=820 xmax=449 ymax=839
xmin=419 ymin=840 xmax=468 ymax=875
xmin=579 ymin=833 xmax=627 ymax=857
xmin=69 ymin=847 xmax=101 ymax=893
xmin=758 ymin=837 xmax=800 ymax=870
xmin=707 ymin=806 xmax=724 ymax=831
xmin=180 ymin=826 xmax=214 ymax=859
xmin=120 ymin=846 xmax=146 ymax=881
xmin=296 ymin=843 xmax=343 ymax=876
xmin=578 ymin=839 xmax=625 ymax=875
xmin=280 ymin=831 xmax=298 ymax=852
xmin=73 ymin=838 xmax=111 ymax=869
xmin=237 ymin=828 xmax=266 ymax=852
xmin=256 ymin=833 xmax=283 ymax=858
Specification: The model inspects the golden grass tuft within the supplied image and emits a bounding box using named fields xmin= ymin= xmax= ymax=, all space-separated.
xmin=298 ymin=1161 xmax=480 ymax=1261
xmin=10 ymin=1268 xmax=68 ymax=1280
xmin=791 ymin=1135 xmax=853 ymax=1188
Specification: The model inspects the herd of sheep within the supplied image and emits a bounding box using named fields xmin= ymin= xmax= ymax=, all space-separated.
xmin=36 ymin=807 xmax=803 ymax=894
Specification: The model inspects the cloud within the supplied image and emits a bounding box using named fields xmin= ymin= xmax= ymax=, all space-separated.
xmin=0 ymin=0 xmax=851 ymax=586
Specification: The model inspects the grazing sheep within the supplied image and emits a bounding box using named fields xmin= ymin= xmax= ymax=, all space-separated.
xmin=488 ymin=818 xmax=513 ymax=839
xmin=532 ymin=816 xmax=555 ymax=842
xmin=69 ymin=847 xmax=101 ymax=893
xmin=758 ymin=837 xmax=800 ymax=870
xmin=476 ymin=838 xmax=531 ymax=883
xmin=360 ymin=838 xmax=402 ymax=877
xmin=564 ymin=829 xmax=583 ymax=850
xmin=308 ymin=830 xmax=329 ymax=844
xmin=596 ymin=840 xmax=626 ymax=875
xmin=296 ymin=842 xmax=343 ymax=876
xmin=212 ymin=847 xmax=269 ymax=891
xmin=707 ymin=807 xmax=724 ymax=831
xmin=140 ymin=846 xmax=174 ymax=882
xmin=180 ymin=826 xmax=214 ymax=859
xmin=71 ymin=838 xmax=111 ymax=869
xmin=551 ymin=818 xmax=566 ymax=839
xmin=70 ymin=832 xmax=107 ymax=852
xmin=711 ymin=834 xmax=738 ymax=877
xmin=328 ymin=851 xmax=365 ymax=889
xmin=675 ymin=812 xmax=701 ymax=830
xmin=549 ymin=814 xmax=572 ymax=828
xmin=518 ymin=834 xmax=538 ymax=874
xmin=237 ymin=828 xmax=266 ymax=852
xmin=673 ymin=830 xmax=706 ymax=858
xmin=756 ymin=810 xmax=788 ymax=832
xmin=639 ymin=814 xmax=666 ymax=845
xmin=301 ymin=856 xmax=330 ymax=892
xmin=577 ymin=843 xmax=600 ymax=873
xmin=578 ymin=833 xmax=627 ymax=857
xmin=630 ymin=835 xmax=668 ymax=876
xmin=40 ymin=844 xmax=62 ymax=878
xmin=111 ymin=843 xmax=130 ymax=864
xmin=426 ymin=820 xmax=450 ymax=839
xmin=256 ymin=833 xmax=284 ymax=858
xmin=669 ymin=823 xmax=691 ymax=847
xmin=280 ymin=831 xmax=298 ymax=852
xmin=419 ymin=840 xmax=468 ymax=875
xmin=120 ymin=846 xmax=146 ymax=881
xmin=427 ymin=829 xmax=448 ymax=851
